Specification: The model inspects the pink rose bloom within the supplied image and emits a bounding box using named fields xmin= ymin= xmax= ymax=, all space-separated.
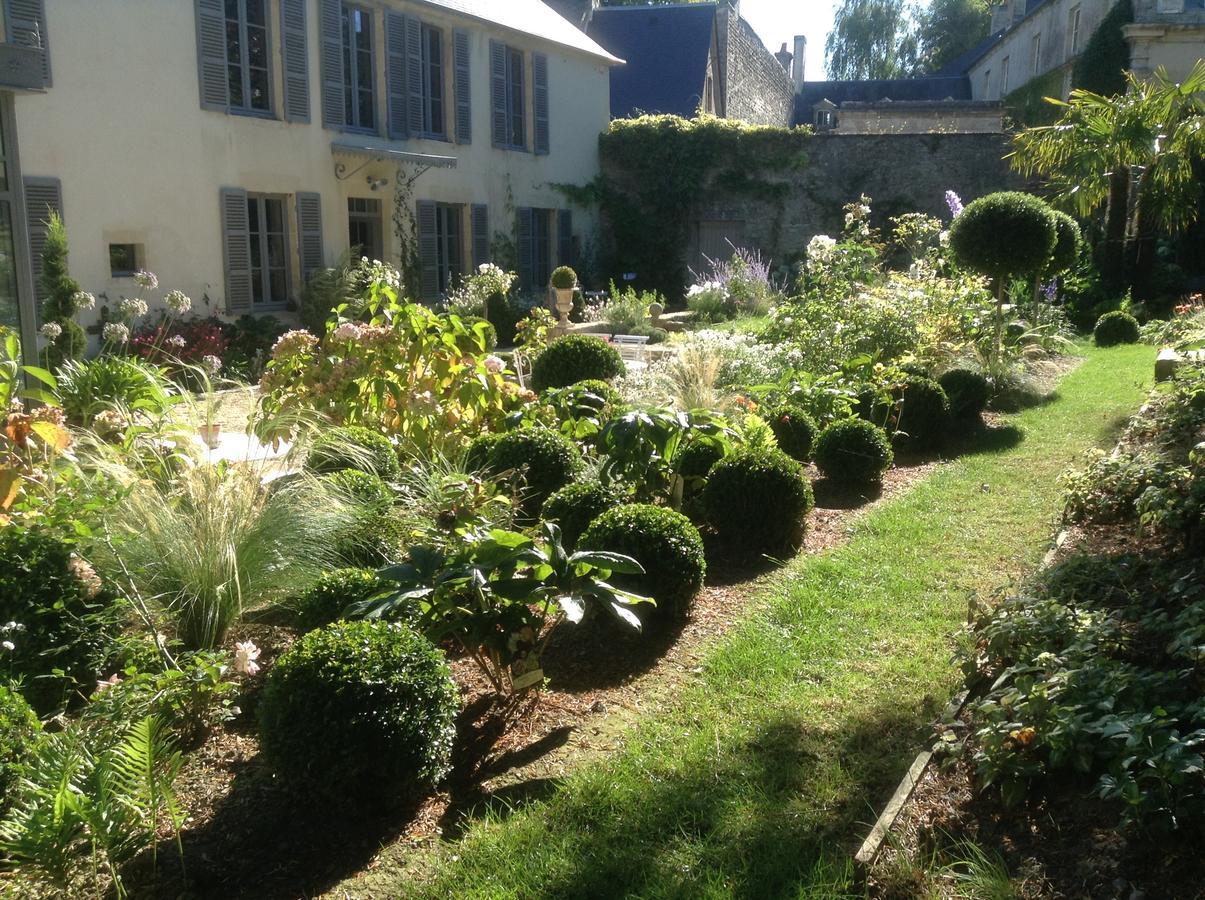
xmin=234 ymin=640 xmax=262 ymax=676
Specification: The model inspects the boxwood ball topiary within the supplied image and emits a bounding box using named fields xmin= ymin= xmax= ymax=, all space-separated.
xmin=0 ymin=685 xmax=42 ymax=812
xmin=258 ymin=620 xmax=458 ymax=802
xmin=894 ymin=376 xmax=951 ymax=449
xmin=815 ymin=418 xmax=894 ymax=485
xmin=1094 ymin=310 xmax=1140 ymax=347
xmin=530 ymin=335 xmax=625 ymax=392
xmin=702 ymin=448 xmax=814 ymax=555
xmin=540 ymin=481 xmax=624 ymax=550
xmin=1048 ymin=211 xmax=1082 ymax=275
xmin=464 ymin=432 xmax=506 ymax=474
xmin=293 ymin=568 xmax=398 ymax=633
xmin=676 ymin=438 xmax=727 ymax=479
xmin=938 ymin=368 xmax=990 ymax=419
xmin=580 ymin=503 xmax=706 ymax=620
xmin=488 ymin=427 xmax=584 ymax=517
xmin=949 ymin=192 xmax=1058 ymax=281
xmin=306 ymin=425 xmax=401 ymax=481
xmin=323 ymin=469 xmax=393 ymax=509
xmin=768 ymin=405 xmax=818 ymax=462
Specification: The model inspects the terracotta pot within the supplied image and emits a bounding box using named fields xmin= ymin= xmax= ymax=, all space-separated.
xmin=197 ymin=423 xmax=222 ymax=449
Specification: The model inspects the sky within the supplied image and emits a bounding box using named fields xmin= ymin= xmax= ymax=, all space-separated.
xmin=740 ymin=0 xmax=838 ymax=81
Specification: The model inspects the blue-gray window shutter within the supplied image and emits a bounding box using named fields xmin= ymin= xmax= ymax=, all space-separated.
xmin=220 ymin=188 xmax=253 ymax=313
xmin=417 ymin=200 xmax=439 ymax=302
xmin=533 ymin=52 xmax=550 ymax=155
xmin=405 ymin=16 xmax=424 ymax=137
xmin=489 ymin=40 xmax=507 ymax=147
xmin=516 ymin=207 xmax=535 ymax=292
xmin=471 ymin=204 xmax=489 ymax=270
xmin=6 ymin=0 xmax=49 ymax=86
xmin=453 ymin=30 xmax=471 ymax=144
xmin=194 ymin=0 xmax=226 ymax=110
xmin=23 ymin=176 xmax=61 ymax=309
xmin=319 ymin=0 xmax=345 ymax=129
xmin=296 ymin=192 xmax=324 ymax=281
xmin=385 ymin=11 xmax=407 ymax=140
xmin=557 ymin=210 xmax=573 ymax=268
xmin=280 ymin=0 xmax=310 ymax=123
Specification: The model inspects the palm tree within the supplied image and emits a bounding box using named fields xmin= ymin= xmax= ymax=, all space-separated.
xmin=1010 ymin=62 xmax=1205 ymax=297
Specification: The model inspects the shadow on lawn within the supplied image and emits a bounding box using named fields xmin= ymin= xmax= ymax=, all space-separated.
xmin=478 ymin=695 xmax=947 ymax=899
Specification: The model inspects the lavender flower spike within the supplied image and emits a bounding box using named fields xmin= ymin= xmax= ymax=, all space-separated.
xmin=945 ymin=190 xmax=964 ymax=219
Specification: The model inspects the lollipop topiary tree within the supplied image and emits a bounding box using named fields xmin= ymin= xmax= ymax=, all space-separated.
xmin=949 ymin=192 xmax=1057 ymax=372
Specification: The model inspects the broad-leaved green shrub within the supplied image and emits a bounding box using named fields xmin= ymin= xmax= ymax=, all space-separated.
xmin=540 ymin=481 xmax=623 ymax=550
xmin=530 ymin=335 xmax=624 ymax=392
xmin=580 ymin=504 xmax=706 ymax=620
xmin=258 ymin=621 xmax=458 ymax=801
xmin=0 ymin=685 xmax=41 ymax=812
xmin=768 ymin=405 xmax=818 ymax=462
xmin=1094 ymin=310 xmax=1141 ymax=347
xmin=815 ymin=418 xmax=894 ymax=485
xmin=703 ymin=448 xmax=814 ymax=554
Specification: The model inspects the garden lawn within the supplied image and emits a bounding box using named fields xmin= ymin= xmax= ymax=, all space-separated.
xmin=386 ymin=344 xmax=1153 ymax=900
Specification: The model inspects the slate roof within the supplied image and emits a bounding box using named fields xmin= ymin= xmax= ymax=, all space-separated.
xmin=587 ymin=3 xmax=719 ymax=118
xmin=794 ymin=76 xmax=973 ymax=125
xmin=415 ymin=0 xmax=623 ymax=64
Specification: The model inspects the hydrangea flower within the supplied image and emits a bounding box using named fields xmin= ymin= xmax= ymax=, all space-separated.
xmin=234 ymin=640 xmax=261 ymax=676
xmin=331 ymin=321 xmax=365 ymax=343
xmin=271 ymin=329 xmax=319 ymax=358
xmin=164 ymin=289 xmax=192 ymax=315
xmin=118 ymin=296 xmax=149 ymax=319
xmin=167 ymin=334 xmax=188 ymax=349
xmin=103 ymin=322 xmax=130 ymax=344
xmin=807 ymin=234 xmax=837 ymax=263
xmin=483 ymin=354 xmax=505 ymax=374
xmin=71 ymin=291 xmax=96 ymax=312
xmin=39 ymin=321 xmax=62 ymax=340
xmin=133 ymin=270 xmax=158 ymax=290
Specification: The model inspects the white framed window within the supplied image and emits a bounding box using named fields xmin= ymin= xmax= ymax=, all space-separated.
xmin=1032 ymin=32 xmax=1041 ymax=75
xmin=1001 ymin=55 xmax=1010 ymax=94
xmin=1068 ymin=5 xmax=1082 ymax=56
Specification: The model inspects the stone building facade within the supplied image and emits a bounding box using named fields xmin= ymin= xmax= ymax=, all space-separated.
xmin=715 ymin=5 xmax=796 ymax=126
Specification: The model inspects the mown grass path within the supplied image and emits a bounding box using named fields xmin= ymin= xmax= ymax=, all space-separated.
xmin=380 ymin=345 xmax=1153 ymax=900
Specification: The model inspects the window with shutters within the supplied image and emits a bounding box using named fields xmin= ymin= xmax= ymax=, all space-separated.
xmin=341 ymin=4 xmax=375 ymax=131
xmin=225 ymin=0 xmax=272 ymax=114
xmin=421 ymin=23 xmax=446 ymax=138
xmin=532 ymin=209 xmax=552 ymax=290
xmin=247 ymin=195 xmax=289 ymax=307
xmin=505 ymin=46 xmax=526 ymax=150
xmin=348 ymin=197 xmax=383 ymax=261
xmin=434 ymin=203 xmax=463 ymax=296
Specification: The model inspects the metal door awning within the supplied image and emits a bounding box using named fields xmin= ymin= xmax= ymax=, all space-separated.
xmin=331 ymin=139 xmax=458 ymax=181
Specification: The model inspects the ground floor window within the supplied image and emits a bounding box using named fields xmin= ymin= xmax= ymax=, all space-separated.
xmin=248 ymin=194 xmax=288 ymax=308
xmin=532 ymin=209 xmax=552 ymax=291
xmin=348 ymin=197 xmax=382 ymax=262
xmin=0 ymin=200 xmax=20 ymax=333
xmin=434 ymin=203 xmax=463 ymax=296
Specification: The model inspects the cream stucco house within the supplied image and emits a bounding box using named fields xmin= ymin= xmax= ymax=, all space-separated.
xmin=1 ymin=0 xmax=619 ymax=350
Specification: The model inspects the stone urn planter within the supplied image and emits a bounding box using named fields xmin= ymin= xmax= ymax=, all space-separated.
xmin=550 ymin=265 xmax=579 ymax=335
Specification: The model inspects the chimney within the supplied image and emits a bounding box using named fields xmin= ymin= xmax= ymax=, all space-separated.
xmin=793 ymin=35 xmax=807 ymax=89
xmin=775 ymin=42 xmax=793 ymax=74
xmin=990 ymin=2 xmax=1011 ymax=33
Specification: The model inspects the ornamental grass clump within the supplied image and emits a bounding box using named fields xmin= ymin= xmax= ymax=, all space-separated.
xmin=530 ymin=335 xmax=625 ymax=392
xmin=702 ymin=448 xmax=814 ymax=555
xmin=815 ymin=418 xmax=894 ymax=486
xmin=305 ymin=425 xmax=402 ymax=481
xmin=1094 ymin=310 xmax=1141 ymax=347
xmin=258 ymin=620 xmax=458 ymax=803
xmin=580 ymin=504 xmax=706 ymax=621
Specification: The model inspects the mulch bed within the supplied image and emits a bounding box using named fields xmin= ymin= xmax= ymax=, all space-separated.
xmin=128 ymin=453 xmax=949 ymax=899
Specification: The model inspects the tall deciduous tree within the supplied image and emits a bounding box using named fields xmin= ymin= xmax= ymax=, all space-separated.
xmin=911 ymin=0 xmax=992 ymax=74
xmin=825 ymin=0 xmax=916 ymax=80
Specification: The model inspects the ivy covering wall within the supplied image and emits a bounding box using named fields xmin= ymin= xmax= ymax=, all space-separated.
xmin=1072 ymin=0 xmax=1133 ymax=97
xmin=587 ymin=115 xmax=812 ymax=299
